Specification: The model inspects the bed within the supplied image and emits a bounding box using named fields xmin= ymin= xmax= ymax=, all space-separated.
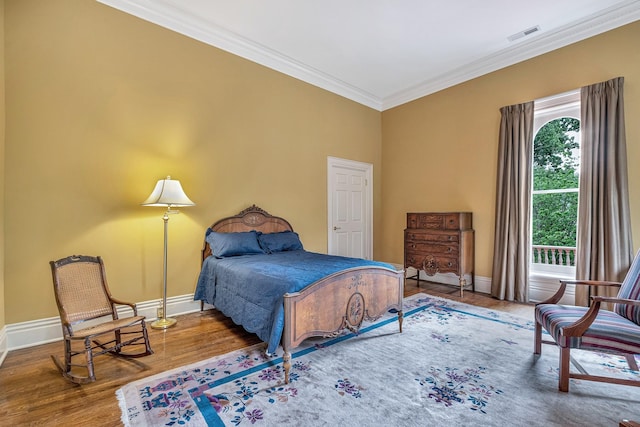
xmin=194 ymin=205 xmax=404 ymax=383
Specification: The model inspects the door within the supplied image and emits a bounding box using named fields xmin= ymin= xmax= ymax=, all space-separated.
xmin=327 ymin=157 xmax=373 ymax=259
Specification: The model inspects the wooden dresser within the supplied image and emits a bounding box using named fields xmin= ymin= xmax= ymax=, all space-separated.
xmin=404 ymin=212 xmax=474 ymax=296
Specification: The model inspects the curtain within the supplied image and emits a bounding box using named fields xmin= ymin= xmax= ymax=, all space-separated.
xmin=575 ymin=77 xmax=634 ymax=306
xmin=491 ymin=102 xmax=534 ymax=302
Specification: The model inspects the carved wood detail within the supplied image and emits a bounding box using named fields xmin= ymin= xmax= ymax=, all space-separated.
xmin=283 ymin=266 xmax=404 ymax=382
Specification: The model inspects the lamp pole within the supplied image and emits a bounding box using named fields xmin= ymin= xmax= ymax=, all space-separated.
xmin=151 ymin=207 xmax=177 ymax=329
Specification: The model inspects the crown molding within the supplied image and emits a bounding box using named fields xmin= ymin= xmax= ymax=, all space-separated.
xmin=382 ymin=1 xmax=640 ymax=110
xmin=98 ymin=0 xmax=640 ymax=112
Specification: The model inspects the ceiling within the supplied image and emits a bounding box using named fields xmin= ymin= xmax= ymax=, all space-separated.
xmin=98 ymin=0 xmax=640 ymax=111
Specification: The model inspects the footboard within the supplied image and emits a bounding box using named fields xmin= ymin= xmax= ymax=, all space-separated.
xmin=282 ymin=265 xmax=404 ymax=383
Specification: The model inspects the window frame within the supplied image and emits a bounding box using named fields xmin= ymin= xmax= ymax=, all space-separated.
xmin=530 ymin=90 xmax=580 ymax=279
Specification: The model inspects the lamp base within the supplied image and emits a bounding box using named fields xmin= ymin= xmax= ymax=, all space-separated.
xmin=150 ymin=317 xmax=177 ymax=330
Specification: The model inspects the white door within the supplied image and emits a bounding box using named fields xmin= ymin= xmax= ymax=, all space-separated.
xmin=327 ymin=157 xmax=373 ymax=259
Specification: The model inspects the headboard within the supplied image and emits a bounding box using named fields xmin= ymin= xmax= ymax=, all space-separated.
xmin=201 ymin=205 xmax=294 ymax=261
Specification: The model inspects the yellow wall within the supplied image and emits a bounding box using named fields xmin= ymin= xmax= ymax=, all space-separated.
xmin=3 ymin=0 xmax=382 ymax=323
xmin=380 ymin=21 xmax=640 ymax=278
xmin=0 ymin=0 xmax=6 ymax=331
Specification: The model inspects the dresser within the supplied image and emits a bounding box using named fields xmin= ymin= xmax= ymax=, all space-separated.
xmin=404 ymin=212 xmax=474 ymax=296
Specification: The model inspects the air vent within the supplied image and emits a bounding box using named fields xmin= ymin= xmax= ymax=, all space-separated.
xmin=508 ymin=25 xmax=541 ymax=42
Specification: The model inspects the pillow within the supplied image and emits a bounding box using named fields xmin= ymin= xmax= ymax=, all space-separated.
xmin=206 ymin=230 xmax=265 ymax=258
xmin=258 ymin=231 xmax=304 ymax=253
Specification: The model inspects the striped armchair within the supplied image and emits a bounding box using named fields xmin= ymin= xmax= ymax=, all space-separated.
xmin=534 ymin=250 xmax=640 ymax=392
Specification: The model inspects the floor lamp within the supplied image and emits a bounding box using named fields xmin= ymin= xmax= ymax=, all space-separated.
xmin=142 ymin=176 xmax=195 ymax=329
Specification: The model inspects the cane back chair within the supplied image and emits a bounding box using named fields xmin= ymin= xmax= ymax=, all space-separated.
xmin=534 ymin=250 xmax=640 ymax=392
xmin=50 ymin=255 xmax=153 ymax=383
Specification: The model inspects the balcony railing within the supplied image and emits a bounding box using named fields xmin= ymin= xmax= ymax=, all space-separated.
xmin=531 ymin=245 xmax=577 ymax=301
xmin=532 ymin=245 xmax=576 ymax=267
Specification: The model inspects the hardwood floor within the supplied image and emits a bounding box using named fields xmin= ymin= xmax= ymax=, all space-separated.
xmin=0 ymin=279 xmax=534 ymax=426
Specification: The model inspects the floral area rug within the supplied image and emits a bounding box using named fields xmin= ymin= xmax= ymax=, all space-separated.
xmin=117 ymin=293 xmax=640 ymax=426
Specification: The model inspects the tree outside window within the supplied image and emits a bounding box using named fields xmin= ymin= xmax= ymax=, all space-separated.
xmin=532 ymin=117 xmax=580 ymax=266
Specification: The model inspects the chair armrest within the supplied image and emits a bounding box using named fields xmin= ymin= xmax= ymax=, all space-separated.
xmin=561 ymin=295 xmax=639 ymax=338
xmin=110 ymin=298 xmax=139 ymax=316
xmin=561 ymin=299 xmax=603 ymax=337
xmin=560 ymin=280 xmax=621 ymax=287
xmin=537 ymin=280 xmax=622 ymax=305
xmin=592 ymin=296 xmax=640 ymax=306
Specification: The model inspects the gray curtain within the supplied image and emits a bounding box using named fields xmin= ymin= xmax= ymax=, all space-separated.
xmin=575 ymin=77 xmax=634 ymax=306
xmin=491 ymin=102 xmax=534 ymax=302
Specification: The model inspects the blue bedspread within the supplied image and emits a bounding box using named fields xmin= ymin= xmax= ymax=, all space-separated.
xmin=194 ymin=250 xmax=394 ymax=354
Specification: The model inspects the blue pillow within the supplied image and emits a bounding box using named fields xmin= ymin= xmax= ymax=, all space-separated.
xmin=258 ymin=231 xmax=304 ymax=253
xmin=206 ymin=230 xmax=265 ymax=258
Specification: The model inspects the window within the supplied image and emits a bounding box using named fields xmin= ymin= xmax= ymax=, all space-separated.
xmin=531 ymin=90 xmax=580 ymax=277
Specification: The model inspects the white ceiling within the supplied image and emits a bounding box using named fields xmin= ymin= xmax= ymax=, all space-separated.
xmin=98 ymin=0 xmax=640 ymax=111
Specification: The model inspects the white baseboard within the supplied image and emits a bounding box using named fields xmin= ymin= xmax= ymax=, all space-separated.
xmin=5 ymin=293 xmax=203 ymax=352
xmin=473 ymin=275 xmax=491 ymax=294
xmin=405 ymin=267 xmax=491 ymax=294
xmin=0 ymin=326 xmax=7 ymax=367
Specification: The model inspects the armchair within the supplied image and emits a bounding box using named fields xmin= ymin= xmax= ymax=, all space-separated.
xmin=534 ymin=251 xmax=640 ymax=392
xmin=50 ymin=255 xmax=153 ymax=383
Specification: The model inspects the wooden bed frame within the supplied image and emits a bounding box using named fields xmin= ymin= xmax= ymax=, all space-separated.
xmin=200 ymin=205 xmax=405 ymax=383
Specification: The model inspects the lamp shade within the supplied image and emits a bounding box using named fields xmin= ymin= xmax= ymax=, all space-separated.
xmin=142 ymin=176 xmax=195 ymax=207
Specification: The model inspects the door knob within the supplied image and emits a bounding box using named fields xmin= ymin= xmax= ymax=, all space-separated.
xmin=333 ymin=226 xmax=341 ymax=230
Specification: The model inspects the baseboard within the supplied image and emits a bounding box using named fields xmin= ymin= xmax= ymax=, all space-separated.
xmin=0 ymin=326 xmax=8 ymax=367
xmin=473 ymin=275 xmax=491 ymax=294
xmin=5 ymin=294 xmax=203 ymax=352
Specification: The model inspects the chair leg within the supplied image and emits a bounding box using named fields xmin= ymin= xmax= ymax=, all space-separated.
xmin=534 ymin=320 xmax=542 ymax=355
xmin=84 ymin=337 xmax=97 ymax=382
xmin=142 ymin=321 xmax=153 ymax=355
xmin=115 ymin=329 xmax=122 ymax=355
xmin=559 ymin=346 xmax=570 ymax=392
xmin=64 ymin=338 xmax=72 ymax=372
xmin=626 ymin=354 xmax=639 ymax=372
xmin=51 ymin=338 xmax=72 ymax=376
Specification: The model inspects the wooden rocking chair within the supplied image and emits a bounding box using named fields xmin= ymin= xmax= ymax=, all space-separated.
xmin=50 ymin=255 xmax=153 ymax=384
xmin=534 ymin=250 xmax=640 ymax=392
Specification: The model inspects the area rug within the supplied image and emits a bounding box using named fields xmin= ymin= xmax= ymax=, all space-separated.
xmin=117 ymin=293 xmax=640 ymax=426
